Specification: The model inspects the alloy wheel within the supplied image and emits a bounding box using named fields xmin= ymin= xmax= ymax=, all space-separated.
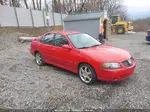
xmin=79 ymin=66 xmax=92 ymax=84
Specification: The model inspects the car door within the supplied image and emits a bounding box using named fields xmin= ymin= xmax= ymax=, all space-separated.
xmin=39 ymin=33 xmax=55 ymax=63
xmin=52 ymin=34 xmax=76 ymax=70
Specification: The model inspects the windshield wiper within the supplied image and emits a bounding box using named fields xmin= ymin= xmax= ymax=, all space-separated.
xmin=89 ymin=44 xmax=100 ymax=48
xmin=78 ymin=46 xmax=90 ymax=49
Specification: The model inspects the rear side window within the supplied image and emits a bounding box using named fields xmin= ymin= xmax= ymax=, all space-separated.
xmin=54 ymin=34 xmax=69 ymax=47
xmin=40 ymin=33 xmax=54 ymax=45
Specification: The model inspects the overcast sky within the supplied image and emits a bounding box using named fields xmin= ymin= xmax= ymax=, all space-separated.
xmin=124 ymin=0 xmax=150 ymax=19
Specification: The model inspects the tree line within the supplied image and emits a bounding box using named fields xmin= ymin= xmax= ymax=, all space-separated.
xmin=0 ymin=0 xmax=127 ymax=18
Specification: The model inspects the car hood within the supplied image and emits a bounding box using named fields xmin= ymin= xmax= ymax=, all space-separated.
xmin=79 ymin=45 xmax=131 ymax=63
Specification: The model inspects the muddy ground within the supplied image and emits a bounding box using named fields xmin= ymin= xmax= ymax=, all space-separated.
xmin=0 ymin=31 xmax=150 ymax=111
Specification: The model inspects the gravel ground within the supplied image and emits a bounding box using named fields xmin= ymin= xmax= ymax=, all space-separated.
xmin=0 ymin=32 xmax=150 ymax=110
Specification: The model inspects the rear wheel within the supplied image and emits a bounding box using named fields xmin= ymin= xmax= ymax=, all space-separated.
xmin=35 ymin=52 xmax=45 ymax=66
xmin=78 ymin=64 xmax=97 ymax=84
xmin=117 ymin=26 xmax=125 ymax=34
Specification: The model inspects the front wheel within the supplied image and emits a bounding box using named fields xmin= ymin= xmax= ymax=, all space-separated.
xmin=117 ymin=27 xmax=125 ymax=34
xmin=78 ymin=64 xmax=97 ymax=84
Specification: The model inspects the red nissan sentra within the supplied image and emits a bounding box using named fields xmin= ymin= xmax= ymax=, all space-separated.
xmin=30 ymin=31 xmax=136 ymax=84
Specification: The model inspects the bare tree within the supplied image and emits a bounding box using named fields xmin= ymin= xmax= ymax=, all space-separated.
xmin=9 ymin=0 xmax=13 ymax=6
xmin=12 ymin=0 xmax=16 ymax=6
xmin=60 ymin=0 xmax=127 ymax=18
xmin=36 ymin=0 xmax=39 ymax=10
xmin=39 ymin=0 xmax=42 ymax=10
xmin=73 ymin=0 xmax=76 ymax=11
xmin=32 ymin=0 xmax=36 ymax=10
xmin=106 ymin=0 xmax=127 ymax=18
xmin=0 ymin=0 xmax=4 ymax=5
xmin=0 ymin=0 xmax=9 ymax=5
xmin=24 ymin=0 xmax=28 ymax=9
xmin=0 ymin=0 xmax=127 ymax=17
xmin=11 ymin=0 xmax=22 ymax=7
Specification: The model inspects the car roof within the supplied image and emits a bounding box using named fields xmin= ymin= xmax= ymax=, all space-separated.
xmin=49 ymin=31 xmax=82 ymax=35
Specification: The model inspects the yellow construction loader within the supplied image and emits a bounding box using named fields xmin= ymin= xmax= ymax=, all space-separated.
xmin=111 ymin=15 xmax=134 ymax=34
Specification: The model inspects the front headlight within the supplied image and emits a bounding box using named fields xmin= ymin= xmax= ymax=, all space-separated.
xmin=101 ymin=63 xmax=121 ymax=69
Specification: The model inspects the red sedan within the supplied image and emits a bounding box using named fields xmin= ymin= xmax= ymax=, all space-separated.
xmin=30 ymin=31 xmax=136 ymax=84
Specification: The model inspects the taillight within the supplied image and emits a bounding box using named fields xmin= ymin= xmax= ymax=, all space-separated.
xmin=32 ymin=38 xmax=37 ymax=41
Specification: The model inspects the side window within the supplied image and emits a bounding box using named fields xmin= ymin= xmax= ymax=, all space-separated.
xmin=40 ymin=33 xmax=54 ymax=45
xmin=54 ymin=34 xmax=69 ymax=47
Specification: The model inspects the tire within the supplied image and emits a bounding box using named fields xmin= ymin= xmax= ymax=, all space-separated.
xmin=117 ymin=26 xmax=125 ymax=34
xmin=78 ymin=63 xmax=97 ymax=84
xmin=35 ymin=52 xmax=45 ymax=66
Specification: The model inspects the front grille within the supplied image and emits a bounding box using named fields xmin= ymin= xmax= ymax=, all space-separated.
xmin=122 ymin=58 xmax=133 ymax=67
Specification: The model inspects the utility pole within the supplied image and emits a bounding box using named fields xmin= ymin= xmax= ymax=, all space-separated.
xmin=44 ymin=0 xmax=50 ymax=31
xmin=13 ymin=0 xmax=19 ymax=27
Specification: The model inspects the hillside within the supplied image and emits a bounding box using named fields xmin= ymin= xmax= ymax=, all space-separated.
xmin=133 ymin=18 xmax=150 ymax=32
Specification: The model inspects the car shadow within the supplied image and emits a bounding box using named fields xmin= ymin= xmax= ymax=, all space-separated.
xmin=36 ymin=62 xmax=133 ymax=86
xmin=145 ymin=42 xmax=150 ymax=45
xmin=141 ymin=42 xmax=150 ymax=45
xmin=93 ymin=80 xmax=124 ymax=86
xmin=45 ymin=64 xmax=78 ymax=78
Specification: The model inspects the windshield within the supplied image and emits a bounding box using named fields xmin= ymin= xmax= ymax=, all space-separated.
xmin=111 ymin=16 xmax=118 ymax=24
xmin=67 ymin=33 xmax=101 ymax=49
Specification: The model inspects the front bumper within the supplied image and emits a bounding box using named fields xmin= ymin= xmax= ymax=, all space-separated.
xmin=146 ymin=36 xmax=150 ymax=41
xmin=128 ymin=26 xmax=134 ymax=31
xmin=96 ymin=61 xmax=136 ymax=82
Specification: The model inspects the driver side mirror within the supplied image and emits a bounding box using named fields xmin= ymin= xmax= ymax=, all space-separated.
xmin=62 ymin=44 xmax=72 ymax=50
